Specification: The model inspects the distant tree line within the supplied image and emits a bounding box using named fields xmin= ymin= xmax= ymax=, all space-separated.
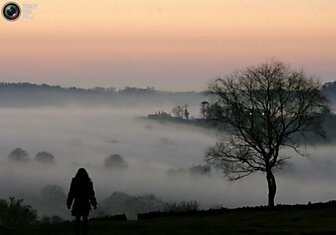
xmin=0 ymin=82 xmax=205 ymax=107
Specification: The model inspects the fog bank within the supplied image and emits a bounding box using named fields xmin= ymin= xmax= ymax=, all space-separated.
xmin=0 ymin=107 xmax=336 ymax=218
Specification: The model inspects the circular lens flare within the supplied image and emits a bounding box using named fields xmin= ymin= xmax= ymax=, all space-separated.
xmin=2 ymin=2 xmax=21 ymax=21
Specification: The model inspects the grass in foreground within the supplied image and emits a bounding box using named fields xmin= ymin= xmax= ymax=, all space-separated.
xmin=3 ymin=205 xmax=336 ymax=235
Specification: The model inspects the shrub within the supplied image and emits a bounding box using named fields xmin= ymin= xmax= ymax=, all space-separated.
xmin=0 ymin=197 xmax=37 ymax=228
xmin=163 ymin=201 xmax=199 ymax=213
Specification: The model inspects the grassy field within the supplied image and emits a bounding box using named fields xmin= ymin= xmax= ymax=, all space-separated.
xmin=3 ymin=205 xmax=336 ymax=235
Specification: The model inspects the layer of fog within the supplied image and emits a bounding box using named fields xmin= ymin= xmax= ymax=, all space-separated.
xmin=0 ymin=106 xmax=336 ymax=219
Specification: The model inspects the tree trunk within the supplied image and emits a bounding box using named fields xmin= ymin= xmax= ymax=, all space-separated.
xmin=266 ymin=170 xmax=276 ymax=208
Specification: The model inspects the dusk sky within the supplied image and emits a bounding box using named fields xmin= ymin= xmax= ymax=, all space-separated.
xmin=1 ymin=0 xmax=335 ymax=91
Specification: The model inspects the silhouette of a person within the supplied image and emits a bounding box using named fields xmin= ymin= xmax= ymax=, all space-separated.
xmin=67 ymin=168 xmax=97 ymax=235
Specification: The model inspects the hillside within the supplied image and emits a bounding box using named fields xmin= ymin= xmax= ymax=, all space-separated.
xmin=0 ymin=82 xmax=335 ymax=108
xmin=6 ymin=202 xmax=336 ymax=235
xmin=0 ymin=82 xmax=205 ymax=107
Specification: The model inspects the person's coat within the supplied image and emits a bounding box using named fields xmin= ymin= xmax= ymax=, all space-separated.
xmin=67 ymin=177 xmax=97 ymax=217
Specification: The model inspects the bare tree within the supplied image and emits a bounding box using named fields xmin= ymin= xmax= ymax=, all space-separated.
xmin=200 ymin=101 xmax=210 ymax=119
xmin=183 ymin=104 xmax=190 ymax=120
xmin=172 ymin=106 xmax=184 ymax=118
xmin=205 ymin=61 xmax=329 ymax=207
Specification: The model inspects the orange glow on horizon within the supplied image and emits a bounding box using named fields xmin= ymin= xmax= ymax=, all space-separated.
xmin=1 ymin=0 xmax=336 ymax=90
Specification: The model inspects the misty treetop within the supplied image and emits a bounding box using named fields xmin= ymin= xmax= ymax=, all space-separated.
xmin=35 ymin=152 xmax=55 ymax=164
xmin=104 ymin=154 xmax=128 ymax=169
xmin=8 ymin=148 xmax=29 ymax=162
xmin=205 ymin=60 xmax=329 ymax=207
xmin=40 ymin=185 xmax=67 ymax=203
xmin=8 ymin=148 xmax=56 ymax=164
xmin=0 ymin=197 xmax=37 ymax=228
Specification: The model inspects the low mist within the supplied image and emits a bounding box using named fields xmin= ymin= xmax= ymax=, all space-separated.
xmin=0 ymin=106 xmax=336 ymax=219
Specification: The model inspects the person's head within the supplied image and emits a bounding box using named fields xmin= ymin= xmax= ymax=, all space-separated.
xmin=74 ymin=168 xmax=90 ymax=181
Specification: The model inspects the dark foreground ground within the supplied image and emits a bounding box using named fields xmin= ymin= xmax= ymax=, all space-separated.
xmin=2 ymin=204 xmax=336 ymax=235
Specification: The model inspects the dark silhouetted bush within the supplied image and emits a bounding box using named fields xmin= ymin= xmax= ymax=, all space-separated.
xmin=91 ymin=214 xmax=127 ymax=222
xmin=164 ymin=201 xmax=199 ymax=213
xmin=95 ymin=192 xmax=165 ymax=220
xmin=0 ymin=197 xmax=37 ymax=228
